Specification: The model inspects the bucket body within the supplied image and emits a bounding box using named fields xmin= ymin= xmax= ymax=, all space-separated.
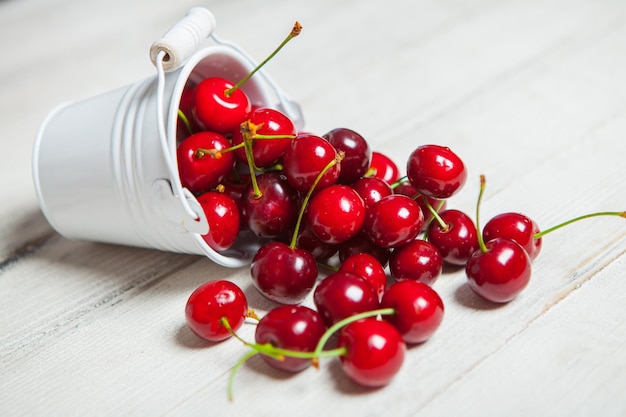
xmin=33 ymin=45 xmax=301 ymax=267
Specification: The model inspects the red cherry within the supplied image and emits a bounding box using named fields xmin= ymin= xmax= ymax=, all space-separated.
xmin=282 ymin=134 xmax=341 ymax=193
xmin=363 ymin=194 xmax=424 ymax=248
xmin=255 ymin=305 xmax=326 ymax=373
xmin=381 ymin=280 xmax=444 ymax=344
xmin=337 ymin=318 xmax=406 ymax=387
xmin=250 ymin=241 xmax=318 ymax=305
xmin=389 ymin=239 xmax=443 ymax=286
xmin=369 ymin=151 xmax=400 ymax=183
xmin=338 ymin=231 xmax=391 ymax=268
xmin=313 ymin=271 xmax=380 ymax=328
xmin=426 ymin=209 xmax=479 ymax=266
xmin=177 ymin=131 xmax=235 ymax=194
xmin=406 ymin=144 xmax=467 ymax=199
xmin=466 ymin=238 xmax=532 ymax=303
xmin=393 ymin=182 xmax=447 ymax=230
xmin=241 ymin=172 xmax=299 ymax=239
xmin=306 ymin=184 xmax=366 ymax=244
xmin=352 ymin=177 xmax=393 ymax=210
xmin=294 ymin=223 xmax=339 ymax=261
xmin=323 ymin=127 xmax=371 ymax=184
xmin=231 ymin=107 xmax=296 ymax=168
xmin=192 ymin=77 xmax=251 ymax=134
xmin=483 ymin=212 xmax=542 ymax=261
xmin=185 ymin=280 xmax=248 ymax=342
xmin=339 ymin=253 xmax=387 ymax=300
xmin=196 ymin=192 xmax=240 ymax=252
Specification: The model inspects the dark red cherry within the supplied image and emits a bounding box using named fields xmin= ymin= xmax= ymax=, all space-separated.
xmin=313 ymin=271 xmax=380 ymax=328
xmin=389 ymin=239 xmax=443 ymax=286
xmin=465 ymin=238 xmax=532 ymax=303
xmin=250 ymin=241 xmax=318 ymax=305
xmin=352 ymin=177 xmax=393 ymax=210
xmin=185 ymin=280 xmax=248 ymax=342
xmin=192 ymin=77 xmax=251 ymax=134
xmin=255 ymin=305 xmax=326 ymax=373
xmin=323 ymin=127 xmax=371 ymax=184
xmin=294 ymin=223 xmax=339 ymax=261
xmin=338 ymin=253 xmax=387 ymax=300
xmin=337 ymin=318 xmax=406 ymax=387
xmin=427 ymin=209 xmax=479 ymax=266
xmin=306 ymin=184 xmax=366 ymax=244
xmin=231 ymin=107 xmax=296 ymax=168
xmin=177 ymin=131 xmax=235 ymax=194
xmin=196 ymin=191 xmax=240 ymax=252
xmin=381 ymin=280 xmax=444 ymax=344
xmin=363 ymin=194 xmax=424 ymax=248
xmin=393 ymin=183 xmax=447 ymax=230
xmin=282 ymin=134 xmax=341 ymax=193
xmin=483 ymin=212 xmax=542 ymax=261
xmin=369 ymin=151 xmax=400 ymax=183
xmin=241 ymin=172 xmax=299 ymax=239
xmin=338 ymin=231 xmax=391 ymax=268
xmin=406 ymin=144 xmax=467 ymax=199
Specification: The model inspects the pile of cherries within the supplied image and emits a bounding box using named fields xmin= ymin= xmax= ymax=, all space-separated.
xmin=175 ymin=22 xmax=625 ymax=398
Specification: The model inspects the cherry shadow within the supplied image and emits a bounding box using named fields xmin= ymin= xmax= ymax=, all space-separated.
xmin=453 ymin=282 xmax=507 ymax=311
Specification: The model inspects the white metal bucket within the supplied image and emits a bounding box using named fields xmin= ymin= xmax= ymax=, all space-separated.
xmin=32 ymin=9 xmax=304 ymax=268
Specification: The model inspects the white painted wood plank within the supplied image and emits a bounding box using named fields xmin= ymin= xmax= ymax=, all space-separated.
xmin=1 ymin=0 xmax=626 ymax=416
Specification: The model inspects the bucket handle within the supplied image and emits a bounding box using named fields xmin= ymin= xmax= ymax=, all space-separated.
xmin=150 ymin=8 xmax=305 ymax=231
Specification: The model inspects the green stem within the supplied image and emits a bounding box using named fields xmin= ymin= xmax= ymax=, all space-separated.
xmin=228 ymin=350 xmax=258 ymax=401
xmin=225 ymin=22 xmax=302 ymax=97
xmin=475 ymin=175 xmax=488 ymax=253
xmin=312 ymin=308 xmax=396 ymax=357
xmin=534 ymin=211 xmax=626 ymax=239
xmin=289 ymin=152 xmax=344 ymax=248
xmin=177 ymin=109 xmax=193 ymax=135
xmin=421 ymin=195 xmax=448 ymax=232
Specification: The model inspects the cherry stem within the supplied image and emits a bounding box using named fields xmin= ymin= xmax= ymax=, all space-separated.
xmin=534 ymin=211 xmax=626 ymax=240
xmin=475 ymin=175 xmax=488 ymax=253
xmin=228 ymin=350 xmax=258 ymax=401
xmin=421 ymin=195 xmax=448 ymax=232
xmin=288 ymin=152 xmax=344 ymax=249
xmin=390 ymin=175 xmax=409 ymax=189
xmin=225 ymin=21 xmax=302 ymax=97
xmin=240 ymin=121 xmax=263 ymax=198
xmin=177 ymin=109 xmax=193 ymax=135
xmin=312 ymin=307 xmax=396 ymax=359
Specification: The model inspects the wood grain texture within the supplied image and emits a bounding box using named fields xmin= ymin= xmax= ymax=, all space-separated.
xmin=1 ymin=0 xmax=625 ymax=416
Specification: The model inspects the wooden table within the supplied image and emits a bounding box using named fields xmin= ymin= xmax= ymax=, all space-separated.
xmin=2 ymin=0 xmax=625 ymax=415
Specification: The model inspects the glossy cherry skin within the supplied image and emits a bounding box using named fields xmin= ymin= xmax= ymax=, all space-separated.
xmin=338 ymin=231 xmax=391 ymax=268
xmin=337 ymin=318 xmax=406 ymax=387
xmin=381 ymin=280 xmax=444 ymax=344
xmin=282 ymin=134 xmax=341 ymax=193
xmin=196 ymin=192 xmax=240 ymax=252
xmin=250 ymin=242 xmax=318 ymax=305
xmin=306 ymin=185 xmax=366 ymax=244
xmin=231 ymin=107 xmax=296 ymax=168
xmin=393 ymin=182 xmax=447 ymax=230
xmin=352 ymin=177 xmax=393 ymax=210
xmin=294 ymin=223 xmax=339 ymax=261
xmin=369 ymin=151 xmax=400 ymax=183
xmin=185 ymin=280 xmax=248 ymax=342
xmin=406 ymin=144 xmax=467 ymax=199
xmin=255 ymin=305 xmax=326 ymax=373
xmin=177 ymin=131 xmax=235 ymax=194
xmin=313 ymin=272 xmax=380 ymax=328
xmin=482 ymin=212 xmax=542 ymax=261
xmin=363 ymin=194 xmax=424 ymax=248
xmin=339 ymin=253 xmax=387 ymax=300
xmin=323 ymin=127 xmax=371 ymax=184
xmin=192 ymin=77 xmax=251 ymax=134
xmin=427 ymin=209 xmax=479 ymax=266
xmin=241 ymin=172 xmax=299 ymax=239
xmin=465 ymin=238 xmax=532 ymax=303
xmin=389 ymin=239 xmax=443 ymax=286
